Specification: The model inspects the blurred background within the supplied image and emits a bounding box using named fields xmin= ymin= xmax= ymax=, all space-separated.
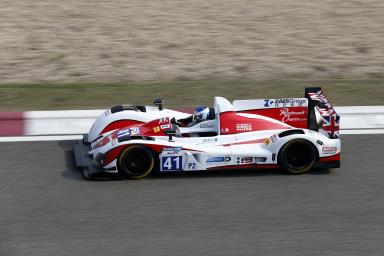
xmin=0 ymin=0 xmax=383 ymax=110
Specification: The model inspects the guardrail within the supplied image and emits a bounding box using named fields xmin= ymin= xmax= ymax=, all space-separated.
xmin=1 ymin=106 xmax=384 ymax=137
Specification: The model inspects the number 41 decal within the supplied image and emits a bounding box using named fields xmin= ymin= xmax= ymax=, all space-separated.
xmin=161 ymin=156 xmax=182 ymax=171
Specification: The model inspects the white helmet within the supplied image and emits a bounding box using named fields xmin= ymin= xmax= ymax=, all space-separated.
xmin=194 ymin=106 xmax=210 ymax=123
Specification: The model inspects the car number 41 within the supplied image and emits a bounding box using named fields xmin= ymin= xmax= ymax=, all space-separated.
xmin=161 ymin=156 xmax=182 ymax=171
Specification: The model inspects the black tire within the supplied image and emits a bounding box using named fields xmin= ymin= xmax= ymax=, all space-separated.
xmin=117 ymin=145 xmax=155 ymax=179
xmin=278 ymin=139 xmax=317 ymax=174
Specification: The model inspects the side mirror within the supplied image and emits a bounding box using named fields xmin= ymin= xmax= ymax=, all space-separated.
xmin=164 ymin=128 xmax=177 ymax=141
xmin=153 ymin=98 xmax=164 ymax=111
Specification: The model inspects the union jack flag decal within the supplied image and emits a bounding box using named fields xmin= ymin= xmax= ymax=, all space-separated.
xmin=322 ymin=113 xmax=340 ymax=138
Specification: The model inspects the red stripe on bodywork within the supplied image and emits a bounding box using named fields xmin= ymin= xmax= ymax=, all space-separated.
xmin=220 ymin=111 xmax=290 ymax=135
xmin=0 ymin=112 xmax=24 ymax=136
xmin=223 ymin=138 xmax=266 ymax=146
xmin=104 ymin=145 xmax=126 ymax=166
xmin=319 ymin=153 xmax=340 ymax=162
xmin=100 ymin=120 xmax=144 ymax=134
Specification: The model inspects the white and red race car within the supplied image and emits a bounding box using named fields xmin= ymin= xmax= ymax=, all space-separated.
xmin=74 ymin=87 xmax=340 ymax=179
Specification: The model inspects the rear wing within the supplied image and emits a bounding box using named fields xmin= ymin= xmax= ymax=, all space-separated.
xmin=305 ymin=87 xmax=340 ymax=139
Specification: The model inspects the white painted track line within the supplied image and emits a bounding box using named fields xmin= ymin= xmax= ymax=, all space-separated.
xmin=340 ymin=129 xmax=384 ymax=135
xmin=0 ymin=135 xmax=83 ymax=142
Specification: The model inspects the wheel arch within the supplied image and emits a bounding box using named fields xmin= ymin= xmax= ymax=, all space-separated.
xmin=277 ymin=138 xmax=320 ymax=164
xmin=116 ymin=144 xmax=159 ymax=179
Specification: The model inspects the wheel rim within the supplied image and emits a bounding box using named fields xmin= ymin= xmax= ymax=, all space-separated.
xmin=121 ymin=147 xmax=153 ymax=176
xmin=284 ymin=142 xmax=313 ymax=170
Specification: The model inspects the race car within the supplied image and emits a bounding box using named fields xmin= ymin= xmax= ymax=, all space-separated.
xmin=74 ymin=87 xmax=340 ymax=179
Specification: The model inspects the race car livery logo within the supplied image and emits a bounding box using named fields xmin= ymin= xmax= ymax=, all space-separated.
xmin=130 ymin=127 xmax=140 ymax=135
xmin=308 ymin=91 xmax=335 ymax=114
xmin=270 ymin=134 xmax=278 ymax=143
xmin=279 ymin=108 xmax=306 ymax=122
xmin=187 ymin=162 xmax=197 ymax=169
xmin=160 ymin=124 xmax=171 ymax=130
xmin=236 ymin=157 xmax=253 ymax=164
xmin=117 ymin=127 xmax=140 ymax=137
xmin=199 ymin=123 xmax=215 ymax=129
xmin=264 ymin=99 xmax=275 ymax=107
xmin=162 ymin=147 xmax=182 ymax=154
xmin=241 ymin=157 xmax=253 ymax=164
xmin=220 ymin=128 xmax=230 ymax=133
xmin=158 ymin=117 xmax=169 ymax=124
xmin=322 ymin=146 xmax=337 ymax=154
xmin=236 ymin=123 xmax=252 ymax=132
xmin=153 ymin=126 xmax=161 ymax=133
xmin=322 ymin=114 xmax=340 ymax=138
xmin=206 ymin=156 xmax=231 ymax=163
xmin=264 ymin=98 xmax=307 ymax=108
xmin=202 ymin=138 xmax=218 ymax=143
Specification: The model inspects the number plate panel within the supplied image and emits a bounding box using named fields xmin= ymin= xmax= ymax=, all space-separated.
xmin=161 ymin=156 xmax=183 ymax=171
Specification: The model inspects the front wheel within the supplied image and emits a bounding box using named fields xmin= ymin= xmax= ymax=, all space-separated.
xmin=278 ymin=139 xmax=317 ymax=174
xmin=117 ymin=145 xmax=155 ymax=179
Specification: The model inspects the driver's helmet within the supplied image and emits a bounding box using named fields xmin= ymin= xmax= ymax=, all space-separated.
xmin=193 ymin=106 xmax=210 ymax=123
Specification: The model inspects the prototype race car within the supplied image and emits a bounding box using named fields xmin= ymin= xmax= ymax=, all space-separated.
xmin=74 ymin=87 xmax=340 ymax=179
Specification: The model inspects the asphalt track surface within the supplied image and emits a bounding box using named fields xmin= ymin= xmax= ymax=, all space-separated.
xmin=1 ymin=135 xmax=384 ymax=256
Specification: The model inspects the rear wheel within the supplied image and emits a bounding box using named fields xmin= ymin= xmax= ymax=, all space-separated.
xmin=278 ymin=139 xmax=317 ymax=174
xmin=117 ymin=145 xmax=155 ymax=179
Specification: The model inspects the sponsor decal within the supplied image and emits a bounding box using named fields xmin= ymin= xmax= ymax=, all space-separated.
xmin=264 ymin=98 xmax=307 ymax=108
xmin=220 ymin=128 xmax=230 ymax=133
xmin=236 ymin=157 xmax=253 ymax=164
xmin=270 ymin=134 xmax=278 ymax=143
xmin=308 ymin=91 xmax=331 ymax=105
xmin=159 ymin=117 xmax=169 ymax=124
xmin=316 ymin=140 xmax=323 ymax=145
xmin=322 ymin=114 xmax=340 ymax=139
xmin=199 ymin=123 xmax=215 ymax=129
xmin=241 ymin=157 xmax=253 ymax=164
xmin=279 ymin=108 xmax=306 ymax=122
xmin=236 ymin=123 xmax=252 ymax=132
xmin=160 ymin=124 xmax=171 ymax=130
xmin=206 ymin=156 xmax=231 ymax=163
xmin=117 ymin=129 xmax=131 ymax=137
xmin=264 ymin=138 xmax=270 ymax=145
xmin=117 ymin=127 xmax=140 ymax=137
xmin=202 ymin=138 xmax=218 ymax=143
xmin=92 ymin=136 xmax=110 ymax=149
xmin=187 ymin=162 xmax=197 ymax=169
xmin=264 ymin=99 xmax=275 ymax=107
xmin=322 ymin=146 xmax=337 ymax=154
xmin=163 ymin=147 xmax=182 ymax=153
xmin=129 ymin=127 xmax=140 ymax=135
xmin=153 ymin=126 xmax=161 ymax=133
